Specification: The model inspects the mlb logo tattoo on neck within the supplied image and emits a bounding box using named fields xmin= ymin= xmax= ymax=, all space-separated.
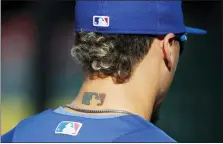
xmin=55 ymin=121 xmax=82 ymax=136
xmin=82 ymin=92 xmax=106 ymax=106
xmin=93 ymin=16 xmax=110 ymax=27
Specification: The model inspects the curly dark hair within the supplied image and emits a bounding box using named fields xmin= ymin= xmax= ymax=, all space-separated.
xmin=71 ymin=32 xmax=154 ymax=84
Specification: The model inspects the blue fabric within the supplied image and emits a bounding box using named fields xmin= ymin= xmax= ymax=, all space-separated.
xmin=1 ymin=128 xmax=15 ymax=142
xmin=75 ymin=0 xmax=206 ymax=35
xmin=1 ymin=107 xmax=176 ymax=142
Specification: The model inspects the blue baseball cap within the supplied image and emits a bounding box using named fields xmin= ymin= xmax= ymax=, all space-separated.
xmin=75 ymin=1 xmax=207 ymax=36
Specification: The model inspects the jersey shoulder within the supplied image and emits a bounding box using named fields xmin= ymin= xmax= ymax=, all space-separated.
xmin=1 ymin=110 xmax=53 ymax=142
xmin=113 ymin=115 xmax=176 ymax=143
xmin=1 ymin=111 xmax=50 ymax=143
xmin=113 ymin=127 xmax=176 ymax=142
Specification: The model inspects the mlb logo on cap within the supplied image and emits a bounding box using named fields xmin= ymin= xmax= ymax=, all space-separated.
xmin=93 ymin=16 xmax=109 ymax=27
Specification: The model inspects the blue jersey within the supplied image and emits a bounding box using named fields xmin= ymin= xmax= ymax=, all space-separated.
xmin=1 ymin=107 xmax=176 ymax=142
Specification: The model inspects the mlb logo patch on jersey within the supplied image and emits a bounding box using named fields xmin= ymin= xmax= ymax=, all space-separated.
xmin=55 ymin=121 xmax=82 ymax=136
xmin=93 ymin=16 xmax=110 ymax=27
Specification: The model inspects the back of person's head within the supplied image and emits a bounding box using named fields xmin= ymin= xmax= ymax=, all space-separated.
xmin=72 ymin=32 xmax=154 ymax=83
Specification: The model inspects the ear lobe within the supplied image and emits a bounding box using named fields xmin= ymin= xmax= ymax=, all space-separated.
xmin=162 ymin=33 xmax=175 ymax=71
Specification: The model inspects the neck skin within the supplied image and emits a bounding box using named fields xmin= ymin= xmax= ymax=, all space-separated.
xmin=69 ymin=42 xmax=162 ymax=121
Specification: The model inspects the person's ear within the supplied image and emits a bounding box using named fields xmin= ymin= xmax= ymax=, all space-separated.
xmin=160 ymin=33 xmax=175 ymax=71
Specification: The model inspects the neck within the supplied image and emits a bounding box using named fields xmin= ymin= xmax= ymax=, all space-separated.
xmin=70 ymin=74 xmax=158 ymax=120
xmin=69 ymin=43 xmax=163 ymax=120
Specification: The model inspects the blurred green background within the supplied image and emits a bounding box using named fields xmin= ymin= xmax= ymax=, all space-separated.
xmin=1 ymin=1 xmax=222 ymax=142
